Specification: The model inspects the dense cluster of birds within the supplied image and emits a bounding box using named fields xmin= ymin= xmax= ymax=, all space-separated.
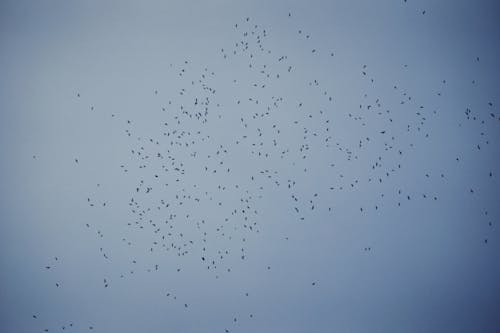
xmin=31 ymin=8 xmax=498 ymax=332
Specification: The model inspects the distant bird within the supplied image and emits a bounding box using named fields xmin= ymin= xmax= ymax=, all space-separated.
xmin=34 ymin=12 xmax=499 ymax=331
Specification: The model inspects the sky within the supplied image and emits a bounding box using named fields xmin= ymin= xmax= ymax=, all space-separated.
xmin=0 ymin=0 xmax=499 ymax=332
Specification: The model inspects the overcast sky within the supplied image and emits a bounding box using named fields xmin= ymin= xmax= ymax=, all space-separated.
xmin=1 ymin=0 xmax=499 ymax=332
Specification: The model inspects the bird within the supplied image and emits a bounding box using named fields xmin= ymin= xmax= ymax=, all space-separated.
xmin=27 ymin=8 xmax=500 ymax=333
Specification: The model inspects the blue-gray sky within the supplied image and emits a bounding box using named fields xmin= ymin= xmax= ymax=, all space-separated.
xmin=1 ymin=0 xmax=499 ymax=332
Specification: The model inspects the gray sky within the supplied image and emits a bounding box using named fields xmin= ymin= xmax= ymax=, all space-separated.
xmin=1 ymin=0 xmax=499 ymax=332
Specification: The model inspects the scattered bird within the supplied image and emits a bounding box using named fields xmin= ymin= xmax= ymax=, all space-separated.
xmin=30 ymin=8 xmax=499 ymax=332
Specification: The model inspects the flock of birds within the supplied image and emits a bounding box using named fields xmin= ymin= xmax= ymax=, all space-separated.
xmin=31 ymin=8 xmax=498 ymax=332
